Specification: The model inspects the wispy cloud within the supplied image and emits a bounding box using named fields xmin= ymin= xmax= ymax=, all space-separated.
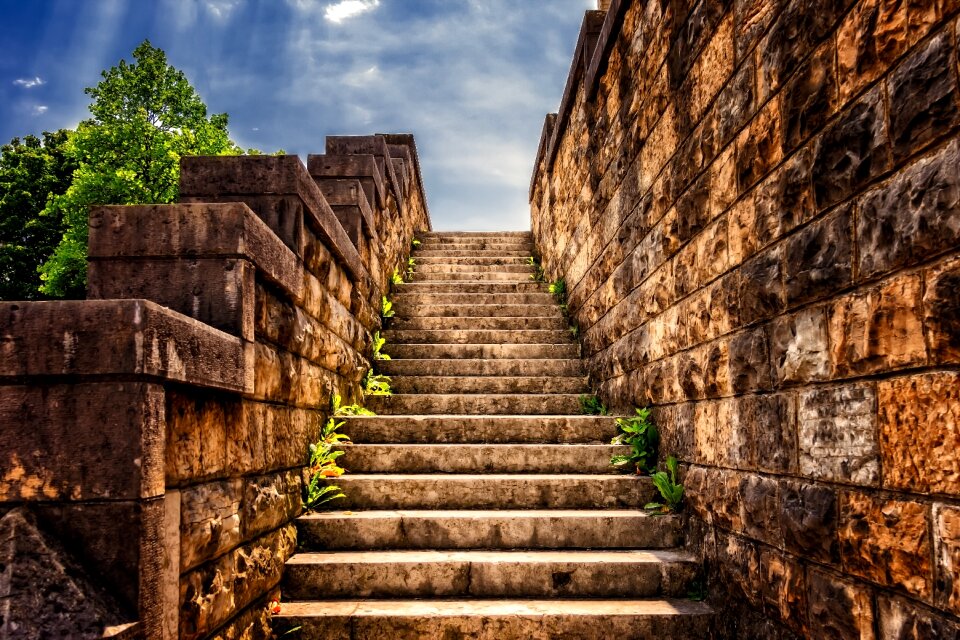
xmin=324 ymin=0 xmax=380 ymax=24
xmin=32 ymin=105 xmax=48 ymax=115
xmin=204 ymin=0 xmax=241 ymax=20
xmin=13 ymin=76 xmax=45 ymax=89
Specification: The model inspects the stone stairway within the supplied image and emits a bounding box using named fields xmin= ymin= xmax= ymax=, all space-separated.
xmin=275 ymin=231 xmax=713 ymax=639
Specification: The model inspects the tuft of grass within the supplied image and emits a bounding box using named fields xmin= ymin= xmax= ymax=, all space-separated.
xmin=579 ymin=394 xmax=608 ymax=415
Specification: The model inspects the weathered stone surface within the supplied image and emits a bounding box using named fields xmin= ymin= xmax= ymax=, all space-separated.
xmin=748 ymin=148 xmax=815 ymax=255
xmin=839 ymin=492 xmax=932 ymax=598
xmin=879 ymin=372 xmax=960 ymax=495
xmin=736 ymin=101 xmax=783 ymax=192
xmin=770 ymin=307 xmax=832 ymax=385
xmin=813 ymin=85 xmax=891 ymax=209
xmin=739 ymin=474 xmax=781 ymax=546
xmin=798 ymin=383 xmax=879 ymax=485
xmin=734 ymin=0 xmax=781 ymax=62
xmin=934 ymin=504 xmax=960 ymax=616
xmin=738 ymin=246 xmax=786 ymax=325
xmin=242 ymin=470 xmax=301 ymax=541
xmin=166 ymin=389 xmax=234 ymax=485
xmin=887 ymin=30 xmax=960 ymax=159
xmin=738 ymin=393 xmax=797 ymax=474
xmin=856 ymin=138 xmax=960 ymax=278
xmin=180 ymin=480 xmax=243 ymax=572
xmin=924 ymin=256 xmax=960 ymax=364
xmin=780 ymin=37 xmax=837 ymax=152
xmin=807 ymin=568 xmax=875 ymax=640
xmin=780 ymin=480 xmax=839 ymax=564
xmin=711 ymin=531 xmax=760 ymax=606
xmin=784 ymin=205 xmax=853 ymax=305
xmin=878 ymin=593 xmax=960 ymax=639
xmin=759 ymin=549 xmax=807 ymax=634
xmin=836 ymin=0 xmax=910 ymax=104
xmin=829 ymin=274 xmax=927 ymax=377
xmin=728 ymin=327 xmax=772 ymax=393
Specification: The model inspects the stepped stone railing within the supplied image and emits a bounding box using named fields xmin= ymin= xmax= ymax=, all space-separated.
xmin=531 ymin=1 xmax=960 ymax=637
xmin=0 ymin=134 xmax=430 ymax=639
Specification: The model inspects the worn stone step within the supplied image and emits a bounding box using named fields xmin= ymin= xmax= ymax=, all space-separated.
xmin=419 ymin=237 xmax=532 ymax=246
xmin=326 ymin=474 xmax=654 ymax=509
xmin=283 ymin=549 xmax=698 ymax=600
xmin=390 ymin=375 xmax=586 ymax=394
xmin=390 ymin=315 xmax=566 ymax=331
xmin=420 ymin=231 xmax=532 ymax=239
xmin=274 ymin=599 xmax=714 ymax=640
xmin=392 ymin=292 xmax=554 ymax=306
xmin=416 ymin=263 xmax=533 ymax=274
xmin=415 ymin=256 xmax=532 ymax=266
xmin=411 ymin=271 xmax=533 ymax=282
xmin=340 ymin=415 xmax=616 ymax=444
xmin=385 ymin=343 xmax=578 ymax=360
xmin=339 ymin=444 xmax=624 ymax=473
xmin=396 ymin=281 xmax=548 ymax=294
xmin=365 ymin=393 xmax=582 ymax=415
xmin=385 ymin=329 xmax=571 ymax=345
xmin=378 ymin=358 xmax=583 ymax=377
xmin=393 ymin=303 xmax=561 ymax=318
xmin=296 ymin=509 xmax=683 ymax=551
xmin=415 ymin=248 xmax=534 ymax=258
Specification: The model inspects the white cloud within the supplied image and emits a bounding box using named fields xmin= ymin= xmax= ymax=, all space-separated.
xmin=204 ymin=0 xmax=241 ymax=20
xmin=32 ymin=105 xmax=49 ymax=115
xmin=13 ymin=76 xmax=45 ymax=89
xmin=324 ymin=0 xmax=379 ymax=23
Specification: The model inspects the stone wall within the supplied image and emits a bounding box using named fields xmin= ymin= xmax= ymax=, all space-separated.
xmin=530 ymin=1 xmax=960 ymax=637
xmin=0 ymin=135 xmax=430 ymax=639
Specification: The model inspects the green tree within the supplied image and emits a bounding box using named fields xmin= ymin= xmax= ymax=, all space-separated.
xmin=39 ymin=39 xmax=243 ymax=297
xmin=0 ymin=130 xmax=76 ymax=300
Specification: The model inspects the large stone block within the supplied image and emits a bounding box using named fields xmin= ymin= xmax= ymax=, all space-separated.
xmin=712 ymin=531 xmax=761 ymax=606
xmin=759 ymin=549 xmax=807 ymax=634
xmin=879 ymin=372 xmax=960 ymax=495
xmin=734 ymin=0 xmax=780 ymax=63
xmin=784 ymin=205 xmax=853 ymax=306
xmin=780 ymin=37 xmax=837 ymax=152
xmin=888 ymin=30 xmax=960 ymax=160
xmin=780 ymin=480 xmax=839 ymax=564
xmin=0 ymin=382 xmax=164 ymax=502
xmin=813 ymin=85 xmax=891 ymax=210
xmin=180 ymin=479 xmax=243 ymax=572
xmin=736 ymin=100 xmax=783 ymax=192
xmin=856 ymin=138 xmax=960 ymax=279
xmin=807 ymin=567 xmax=875 ymax=640
xmin=739 ymin=474 xmax=782 ymax=546
xmin=798 ymin=383 xmax=879 ymax=486
xmin=241 ymin=470 xmax=301 ymax=541
xmin=166 ymin=389 xmax=233 ymax=485
xmin=878 ymin=593 xmax=960 ymax=639
xmin=839 ymin=492 xmax=932 ymax=599
xmin=749 ymin=148 xmax=816 ymax=256
xmin=770 ymin=306 xmax=832 ymax=385
xmin=836 ymin=0 xmax=910 ymax=105
xmin=934 ymin=504 xmax=960 ymax=616
xmin=694 ymin=399 xmax=736 ymax=466
xmin=738 ymin=393 xmax=797 ymax=474
xmin=828 ymin=274 xmax=927 ymax=377
xmin=738 ymin=245 xmax=786 ymax=326
xmin=924 ymin=256 xmax=960 ymax=364
xmin=728 ymin=327 xmax=773 ymax=394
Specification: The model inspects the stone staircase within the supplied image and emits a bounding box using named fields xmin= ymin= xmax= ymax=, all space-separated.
xmin=274 ymin=231 xmax=713 ymax=639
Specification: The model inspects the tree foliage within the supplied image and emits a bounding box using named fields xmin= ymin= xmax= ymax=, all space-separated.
xmin=0 ymin=130 xmax=76 ymax=300
xmin=38 ymin=39 xmax=243 ymax=297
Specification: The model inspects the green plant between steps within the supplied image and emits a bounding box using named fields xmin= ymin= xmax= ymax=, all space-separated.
xmin=363 ymin=369 xmax=392 ymax=396
xmin=406 ymin=256 xmax=416 ymax=280
xmin=610 ymin=407 xmax=658 ymax=474
xmin=527 ymin=255 xmax=546 ymax=283
xmin=411 ymin=238 xmax=422 ymax=249
xmin=302 ymin=395 xmax=362 ymax=512
xmin=391 ymin=267 xmax=404 ymax=285
xmin=645 ymin=455 xmax=684 ymax=514
xmin=579 ymin=394 xmax=608 ymax=415
xmin=372 ymin=330 xmax=391 ymax=361
xmin=381 ymin=295 xmax=395 ymax=320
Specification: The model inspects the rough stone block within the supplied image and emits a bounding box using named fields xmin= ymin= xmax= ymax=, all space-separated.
xmin=712 ymin=531 xmax=760 ymax=606
xmin=738 ymin=393 xmax=797 ymax=474
xmin=242 ymin=470 xmax=301 ymax=541
xmin=839 ymin=492 xmax=932 ymax=599
xmin=784 ymin=205 xmax=853 ymax=306
xmin=166 ymin=389 xmax=233 ymax=485
xmin=714 ymin=55 xmax=756 ymax=147
xmin=807 ymin=567 xmax=875 ymax=640
xmin=739 ymin=474 xmax=781 ymax=546
xmin=836 ymin=0 xmax=910 ymax=105
xmin=734 ymin=0 xmax=778 ymax=63
xmin=813 ymin=85 xmax=891 ymax=210
xmin=879 ymin=372 xmax=960 ymax=495
xmin=798 ymin=383 xmax=879 ymax=485
xmin=829 ymin=274 xmax=927 ymax=377
xmin=738 ymin=245 xmax=786 ymax=325
xmin=780 ymin=480 xmax=839 ymax=564
xmin=888 ymin=30 xmax=960 ymax=160
xmin=701 ymin=339 xmax=733 ymax=399
xmin=736 ymin=101 xmax=783 ymax=192
xmin=780 ymin=37 xmax=837 ymax=152
xmin=751 ymin=148 xmax=815 ymax=253
xmin=770 ymin=307 xmax=832 ymax=385
xmin=728 ymin=327 xmax=773 ymax=393
xmin=856 ymin=138 xmax=960 ymax=279
xmin=878 ymin=593 xmax=960 ymax=639
xmin=180 ymin=479 xmax=243 ymax=572
xmin=759 ymin=549 xmax=807 ymax=634
xmin=934 ymin=504 xmax=960 ymax=616
xmin=0 ymin=383 xmax=164 ymax=502
xmin=924 ymin=256 xmax=960 ymax=365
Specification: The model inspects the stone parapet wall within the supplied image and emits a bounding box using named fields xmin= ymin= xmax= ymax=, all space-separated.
xmin=0 ymin=135 xmax=430 ymax=639
xmin=530 ymin=1 xmax=960 ymax=637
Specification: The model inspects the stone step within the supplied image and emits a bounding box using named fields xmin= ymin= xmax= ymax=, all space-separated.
xmin=340 ymin=415 xmax=616 ymax=444
xmin=390 ymin=375 xmax=586 ymax=394
xmin=326 ymin=474 xmax=655 ymax=509
xmin=339 ymin=444 xmax=624 ymax=473
xmin=396 ymin=281 xmax=548 ymax=294
xmin=410 ymin=272 xmax=533 ymax=282
xmin=419 ymin=238 xmax=533 ymax=247
xmin=415 ymin=256 xmax=532 ymax=266
xmin=296 ymin=509 xmax=682 ymax=551
xmin=282 ymin=549 xmax=699 ymax=600
xmin=365 ymin=393 xmax=582 ymax=415
xmin=392 ymin=292 xmax=554 ymax=306
xmin=416 ymin=263 xmax=533 ymax=274
xmin=385 ymin=329 xmax=571 ymax=345
xmin=384 ymin=343 xmax=578 ymax=360
xmin=390 ymin=316 xmax=566 ymax=331
xmin=420 ymin=231 xmax=532 ymax=239
xmin=415 ymin=248 xmax=534 ymax=258
xmin=391 ymin=303 xmax=562 ymax=318
xmin=378 ymin=358 xmax=583 ymax=377
xmin=274 ymin=599 xmax=714 ymax=640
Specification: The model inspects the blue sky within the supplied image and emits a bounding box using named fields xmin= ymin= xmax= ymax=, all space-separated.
xmin=0 ymin=0 xmax=594 ymax=230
